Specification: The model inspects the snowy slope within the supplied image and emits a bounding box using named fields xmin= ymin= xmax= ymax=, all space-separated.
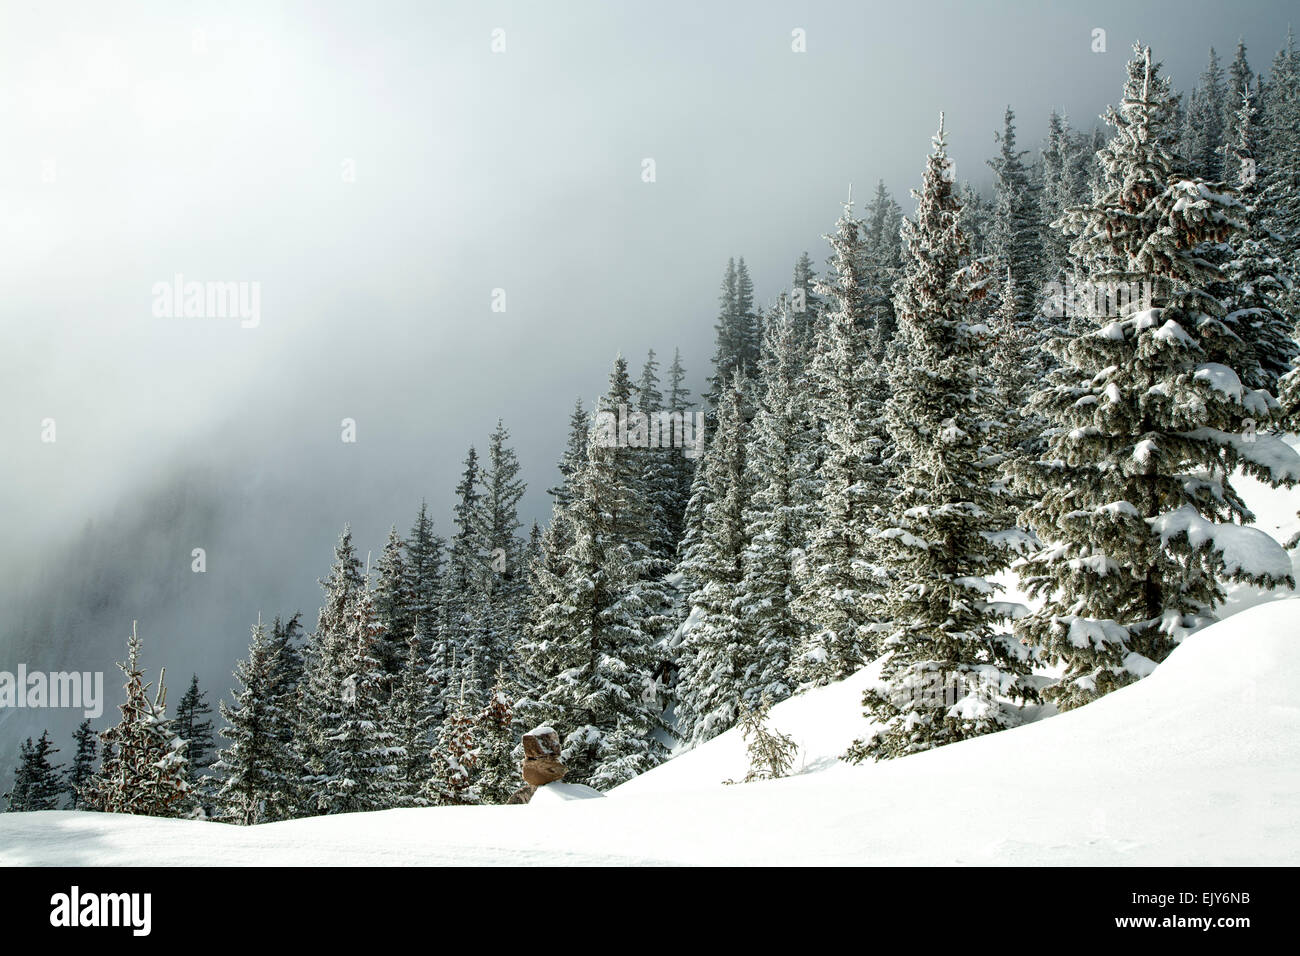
xmin=3 ymin=598 xmax=1297 ymax=866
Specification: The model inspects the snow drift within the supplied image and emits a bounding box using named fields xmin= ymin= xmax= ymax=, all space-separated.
xmin=2 ymin=598 xmax=1297 ymax=866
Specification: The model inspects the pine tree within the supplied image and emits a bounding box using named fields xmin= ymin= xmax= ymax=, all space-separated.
xmin=707 ymin=257 xmax=760 ymax=414
xmin=171 ymin=674 xmax=215 ymax=788
xmin=320 ymin=585 xmax=404 ymax=813
xmin=473 ymin=420 xmax=529 ymax=684
xmin=1182 ymin=48 xmax=1228 ymax=182
xmin=520 ymin=371 xmax=671 ymax=788
xmin=269 ymin=612 xmax=305 ymax=695
xmin=790 ymin=251 xmax=824 ymax=353
xmin=988 ymin=266 xmax=1044 ymax=478
xmin=3 ymin=731 xmax=63 ymax=811
xmin=548 ymin=399 xmax=590 ymax=515
xmin=470 ymin=669 xmax=518 ymax=805
xmin=81 ymin=623 xmax=191 ymax=817
xmin=1260 ymin=31 xmax=1300 ymax=319
xmin=1224 ymin=38 xmax=1255 ymax=151
xmin=1019 ymin=44 xmax=1300 ymax=710
xmin=213 ymin=617 xmax=297 ymax=825
xmin=519 ymin=407 xmax=594 ymax=724
xmin=849 ymin=116 xmax=1035 ymax=761
xmin=635 ymin=349 xmax=680 ymax=563
xmin=373 ymin=525 xmax=414 ymax=675
xmin=67 ymin=719 xmax=98 ymax=810
xmin=988 ymin=105 xmax=1043 ymax=318
xmin=735 ymin=258 xmax=758 ymax=371
xmin=791 ymin=189 xmax=888 ymax=686
xmin=298 ymin=527 xmax=365 ymax=812
xmin=596 ymin=356 xmax=677 ymax=640
xmin=737 ymin=313 xmax=818 ymax=711
xmin=676 ymin=372 xmax=754 ymax=744
xmin=1225 ymin=84 xmax=1299 ymax=397
xmin=863 ymin=180 xmax=904 ymax=358
xmin=957 ymin=181 xmax=993 ymax=259
xmin=1041 ymin=110 xmax=1074 ymax=282
xmin=725 ymin=697 xmax=798 ymax=784
xmin=267 ymin=612 xmax=305 ymax=812
xmin=438 ymin=447 xmax=488 ymax=707
xmin=404 ymin=501 xmax=445 ymax=660
xmin=664 ymin=349 xmax=697 ymax=550
xmin=388 ymin=629 xmax=437 ymax=805
xmin=425 ymin=677 xmax=479 ymax=806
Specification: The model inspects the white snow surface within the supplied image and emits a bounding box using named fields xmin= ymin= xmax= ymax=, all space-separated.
xmin=3 ymin=600 xmax=1298 ymax=865
xmin=528 ymin=782 xmax=605 ymax=804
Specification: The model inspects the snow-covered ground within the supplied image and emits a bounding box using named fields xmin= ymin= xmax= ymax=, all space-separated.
xmin=2 ymin=596 xmax=1296 ymax=866
xmin=1 ymin=460 xmax=1295 ymax=866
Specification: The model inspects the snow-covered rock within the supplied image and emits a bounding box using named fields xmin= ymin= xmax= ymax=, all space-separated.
xmin=529 ymin=783 xmax=605 ymax=805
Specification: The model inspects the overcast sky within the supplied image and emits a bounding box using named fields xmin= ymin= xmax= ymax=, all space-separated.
xmin=1 ymin=1 xmax=1295 ymax=744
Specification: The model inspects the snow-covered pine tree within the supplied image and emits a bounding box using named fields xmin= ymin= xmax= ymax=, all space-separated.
xmin=1224 ymin=38 xmax=1255 ymax=152
xmin=474 ymin=420 xmax=528 ymax=684
xmin=987 ymin=266 xmax=1041 ymax=479
xmin=848 ymin=116 xmax=1035 ymax=761
xmin=790 ymin=251 xmax=824 ymax=356
xmin=632 ymin=351 xmax=697 ymax=703
xmin=1078 ymin=125 xmax=1107 ymax=197
xmin=171 ymin=673 xmax=216 ymax=813
xmin=470 ymin=668 xmax=518 ymax=805
xmin=864 ymin=180 xmax=904 ymax=359
xmin=267 ymin=612 xmax=305 ymax=812
xmin=213 ymin=617 xmax=297 ymax=825
xmin=548 ymin=399 xmax=590 ymax=516
xmin=957 ymin=181 xmax=993 ymax=259
xmin=297 ymin=526 xmax=365 ymax=812
xmin=635 ymin=350 xmax=680 ymax=563
xmin=521 ymin=373 xmax=671 ymax=788
xmin=597 ymin=356 xmax=676 ymax=651
xmin=726 ymin=696 xmax=797 ymax=784
xmin=424 ymin=676 xmax=479 ymax=806
xmin=373 ymin=525 xmax=414 ymax=676
xmin=269 ymin=612 xmax=305 ymax=690
xmin=67 ymin=719 xmax=97 ymax=809
xmin=437 ymin=447 xmax=488 ymax=707
xmin=172 ymin=675 xmax=214 ymax=783
xmin=706 ymin=257 xmax=760 ymax=416
xmin=1181 ymin=47 xmax=1228 ymax=182
xmin=988 ymin=106 xmax=1056 ymax=466
xmin=791 ymin=189 xmax=888 ymax=687
xmin=988 ymin=105 xmax=1044 ymax=319
xmin=526 ymin=521 xmax=542 ymax=573
xmin=517 ymin=406 xmax=594 ymax=729
xmin=664 ymin=349 xmax=697 ymax=550
xmin=1260 ymin=31 xmax=1300 ymax=319
xmin=1041 ymin=110 xmax=1075 ymax=282
xmin=3 ymin=731 xmax=63 ymax=811
xmin=675 ymin=371 xmax=754 ymax=745
xmin=321 ymin=584 xmax=404 ymax=813
xmin=81 ymin=623 xmax=191 ymax=817
xmin=1225 ymin=84 xmax=1299 ymax=397
xmin=404 ymin=500 xmax=445 ymax=661
xmin=387 ymin=629 xmax=436 ymax=805
xmin=737 ymin=312 xmax=819 ymax=712
xmin=1018 ymin=44 xmax=1300 ymax=710
xmin=734 ymin=258 xmax=758 ymax=374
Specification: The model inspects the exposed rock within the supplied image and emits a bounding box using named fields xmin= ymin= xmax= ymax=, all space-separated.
xmin=506 ymin=784 xmax=536 ymax=805
xmin=521 ymin=727 xmax=568 ymax=787
xmin=506 ymin=727 xmax=568 ymax=802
